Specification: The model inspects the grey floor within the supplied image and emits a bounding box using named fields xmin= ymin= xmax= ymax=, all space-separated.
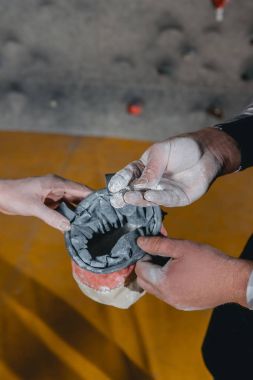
xmin=0 ymin=0 xmax=252 ymax=141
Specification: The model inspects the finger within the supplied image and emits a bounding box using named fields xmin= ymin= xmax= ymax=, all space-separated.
xmin=108 ymin=161 xmax=144 ymax=193
xmin=144 ymin=187 xmax=190 ymax=207
xmin=32 ymin=203 xmax=71 ymax=232
xmin=123 ymin=191 xmax=155 ymax=207
xmin=136 ymin=261 xmax=164 ymax=287
xmin=46 ymin=175 xmax=92 ymax=199
xmin=60 ymin=180 xmax=92 ymax=199
xmin=63 ymin=193 xmax=92 ymax=205
xmin=110 ymin=192 xmax=126 ymax=209
xmin=137 ymin=236 xmax=183 ymax=258
xmin=133 ymin=143 xmax=168 ymax=189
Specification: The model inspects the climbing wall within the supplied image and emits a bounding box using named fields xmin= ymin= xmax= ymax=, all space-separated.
xmin=0 ymin=0 xmax=252 ymax=140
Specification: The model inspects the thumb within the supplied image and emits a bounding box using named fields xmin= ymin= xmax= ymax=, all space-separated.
xmin=137 ymin=236 xmax=183 ymax=259
xmin=32 ymin=203 xmax=71 ymax=232
xmin=108 ymin=161 xmax=144 ymax=193
xmin=133 ymin=143 xmax=168 ymax=189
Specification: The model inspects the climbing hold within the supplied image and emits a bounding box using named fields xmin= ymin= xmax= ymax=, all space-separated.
xmin=241 ymin=70 xmax=253 ymax=82
xmin=127 ymin=101 xmax=143 ymax=116
xmin=157 ymin=61 xmax=173 ymax=76
xmin=211 ymin=0 xmax=230 ymax=22
xmin=50 ymin=99 xmax=58 ymax=108
xmin=180 ymin=44 xmax=196 ymax=60
xmin=206 ymin=104 xmax=224 ymax=119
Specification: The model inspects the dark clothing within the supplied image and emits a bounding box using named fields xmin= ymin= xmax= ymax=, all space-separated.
xmin=202 ymin=235 xmax=253 ymax=380
xmin=216 ymin=111 xmax=253 ymax=170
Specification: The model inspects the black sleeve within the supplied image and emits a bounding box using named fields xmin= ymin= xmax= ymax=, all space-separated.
xmin=215 ymin=113 xmax=253 ymax=170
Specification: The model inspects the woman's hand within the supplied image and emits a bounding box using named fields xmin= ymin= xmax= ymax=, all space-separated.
xmin=0 ymin=174 xmax=92 ymax=231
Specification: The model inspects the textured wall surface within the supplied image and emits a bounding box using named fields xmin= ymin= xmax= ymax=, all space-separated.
xmin=0 ymin=0 xmax=252 ymax=140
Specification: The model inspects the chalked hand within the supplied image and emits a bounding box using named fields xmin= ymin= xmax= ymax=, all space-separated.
xmin=135 ymin=236 xmax=253 ymax=310
xmin=0 ymin=175 xmax=92 ymax=231
xmin=109 ymin=128 xmax=240 ymax=208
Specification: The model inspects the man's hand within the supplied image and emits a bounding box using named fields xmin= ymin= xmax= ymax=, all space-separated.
xmin=0 ymin=175 xmax=92 ymax=232
xmin=108 ymin=128 xmax=241 ymax=208
xmin=135 ymin=236 xmax=253 ymax=310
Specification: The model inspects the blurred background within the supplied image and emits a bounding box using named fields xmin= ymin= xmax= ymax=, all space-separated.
xmin=0 ymin=1 xmax=253 ymax=379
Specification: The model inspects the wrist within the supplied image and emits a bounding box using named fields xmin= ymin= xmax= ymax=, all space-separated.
xmin=230 ymin=258 xmax=253 ymax=308
xmin=0 ymin=179 xmax=13 ymax=214
xmin=192 ymin=127 xmax=241 ymax=175
xmin=0 ymin=179 xmax=8 ymax=196
xmin=216 ymin=115 xmax=253 ymax=170
xmin=0 ymin=179 xmax=12 ymax=193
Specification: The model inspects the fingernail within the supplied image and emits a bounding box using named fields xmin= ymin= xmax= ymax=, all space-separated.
xmin=108 ymin=179 xmax=124 ymax=193
xmin=144 ymin=192 xmax=153 ymax=201
xmin=59 ymin=220 xmax=71 ymax=231
xmin=110 ymin=193 xmax=125 ymax=208
xmin=108 ymin=182 xmax=118 ymax=193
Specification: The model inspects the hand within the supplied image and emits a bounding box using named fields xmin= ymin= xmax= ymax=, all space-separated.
xmin=108 ymin=128 xmax=241 ymax=208
xmin=135 ymin=236 xmax=253 ymax=310
xmin=0 ymin=175 xmax=92 ymax=231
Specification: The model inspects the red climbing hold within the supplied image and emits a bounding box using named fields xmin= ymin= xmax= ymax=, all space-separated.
xmin=211 ymin=0 xmax=229 ymax=21
xmin=212 ymin=0 xmax=228 ymax=6
xmin=127 ymin=102 xmax=143 ymax=116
